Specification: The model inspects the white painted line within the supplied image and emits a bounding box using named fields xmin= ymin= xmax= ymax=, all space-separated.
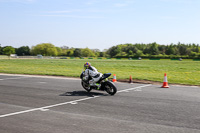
xmin=70 ymin=102 xmax=78 ymax=105
xmin=134 ymin=88 xmax=142 ymax=92
xmin=117 ymin=84 xmax=151 ymax=93
xmin=0 ymin=84 xmax=151 ymax=118
xmin=40 ymin=109 xmax=49 ymax=111
xmin=0 ymin=108 xmax=40 ymax=118
xmin=0 ymin=96 xmax=100 ymax=118
xmin=38 ymin=82 xmax=46 ymax=84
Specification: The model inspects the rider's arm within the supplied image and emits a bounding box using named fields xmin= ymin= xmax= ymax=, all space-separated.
xmin=83 ymin=69 xmax=89 ymax=80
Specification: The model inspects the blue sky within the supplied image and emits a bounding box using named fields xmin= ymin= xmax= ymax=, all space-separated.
xmin=0 ymin=0 xmax=200 ymax=50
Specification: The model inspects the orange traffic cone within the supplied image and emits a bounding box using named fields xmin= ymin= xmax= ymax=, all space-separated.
xmin=129 ymin=75 xmax=133 ymax=84
xmin=161 ymin=73 xmax=169 ymax=88
xmin=112 ymin=74 xmax=117 ymax=82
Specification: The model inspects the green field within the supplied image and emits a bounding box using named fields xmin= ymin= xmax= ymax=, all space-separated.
xmin=0 ymin=59 xmax=200 ymax=86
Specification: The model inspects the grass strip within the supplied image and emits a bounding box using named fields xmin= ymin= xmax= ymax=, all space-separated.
xmin=0 ymin=59 xmax=199 ymax=86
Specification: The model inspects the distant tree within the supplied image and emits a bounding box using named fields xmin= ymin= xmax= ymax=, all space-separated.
xmin=190 ymin=51 xmax=198 ymax=58
xmin=135 ymin=43 xmax=146 ymax=51
xmin=60 ymin=46 xmax=69 ymax=49
xmin=99 ymin=52 xmax=106 ymax=57
xmin=143 ymin=45 xmax=150 ymax=55
xmin=81 ymin=48 xmax=95 ymax=57
xmin=66 ymin=48 xmax=74 ymax=57
xmin=106 ymin=46 xmax=121 ymax=57
xmin=48 ymin=47 xmax=58 ymax=56
xmin=158 ymin=45 xmax=166 ymax=55
xmin=186 ymin=48 xmax=192 ymax=55
xmin=92 ymin=49 xmax=100 ymax=53
xmin=135 ymin=50 xmax=143 ymax=57
xmin=73 ymin=48 xmax=82 ymax=57
xmin=16 ymin=46 xmax=30 ymax=56
xmin=178 ymin=45 xmax=187 ymax=55
xmin=121 ymin=44 xmax=138 ymax=56
xmin=197 ymin=46 xmax=200 ymax=53
xmin=128 ymin=50 xmax=134 ymax=56
xmin=128 ymin=45 xmax=138 ymax=55
xmin=31 ymin=43 xmax=58 ymax=56
xmin=166 ymin=44 xmax=175 ymax=55
xmin=149 ymin=42 xmax=159 ymax=55
xmin=55 ymin=47 xmax=62 ymax=56
xmin=0 ymin=44 xmax=2 ymax=55
xmin=192 ymin=44 xmax=199 ymax=53
xmin=102 ymin=49 xmax=108 ymax=52
xmin=3 ymin=46 xmax=15 ymax=55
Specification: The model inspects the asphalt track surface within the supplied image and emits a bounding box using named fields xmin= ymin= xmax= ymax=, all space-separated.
xmin=0 ymin=74 xmax=200 ymax=133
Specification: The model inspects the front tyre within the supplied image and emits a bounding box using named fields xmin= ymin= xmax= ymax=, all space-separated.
xmin=81 ymin=80 xmax=92 ymax=92
xmin=104 ymin=81 xmax=117 ymax=95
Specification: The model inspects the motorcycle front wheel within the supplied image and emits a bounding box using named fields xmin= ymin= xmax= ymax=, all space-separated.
xmin=104 ymin=81 xmax=117 ymax=95
xmin=81 ymin=80 xmax=92 ymax=92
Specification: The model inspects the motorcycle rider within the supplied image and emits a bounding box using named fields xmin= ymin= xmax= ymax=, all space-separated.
xmin=83 ymin=62 xmax=103 ymax=88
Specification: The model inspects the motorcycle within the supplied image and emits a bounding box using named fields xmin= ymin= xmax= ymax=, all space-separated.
xmin=80 ymin=72 xmax=117 ymax=95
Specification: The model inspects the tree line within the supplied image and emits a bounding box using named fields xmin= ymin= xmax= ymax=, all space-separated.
xmin=0 ymin=43 xmax=104 ymax=57
xmin=106 ymin=42 xmax=200 ymax=59
xmin=0 ymin=42 xmax=200 ymax=59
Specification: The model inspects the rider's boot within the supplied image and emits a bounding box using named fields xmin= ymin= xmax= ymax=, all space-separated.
xmin=95 ymin=83 xmax=101 ymax=90
xmin=89 ymin=80 xmax=95 ymax=86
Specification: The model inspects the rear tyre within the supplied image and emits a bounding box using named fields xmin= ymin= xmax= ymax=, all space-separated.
xmin=104 ymin=81 xmax=117 ymax=95
xmin=81 ymin=81 xmax=92 ymax=92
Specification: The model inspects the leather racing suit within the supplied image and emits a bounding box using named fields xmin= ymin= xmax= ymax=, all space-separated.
xmin=83 ymin=66 xmax=103 ymax=86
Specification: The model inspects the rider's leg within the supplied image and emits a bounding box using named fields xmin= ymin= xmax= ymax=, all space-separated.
xmin=89 ymin=73 xmax=103 ymax=86
xmin=89 ymin=79 xmax=95 ymax=86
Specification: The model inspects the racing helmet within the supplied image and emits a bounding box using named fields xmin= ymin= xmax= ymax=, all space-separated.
xmin=84 ymin=62 xmax=91 ymax=69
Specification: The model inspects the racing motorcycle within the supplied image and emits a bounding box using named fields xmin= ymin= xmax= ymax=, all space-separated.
xmin=80 ymin=72 xmax=117 ymax=95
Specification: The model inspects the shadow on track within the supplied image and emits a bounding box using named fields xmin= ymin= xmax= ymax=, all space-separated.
xmin=59 ymin=91 xmax=107 ymax=97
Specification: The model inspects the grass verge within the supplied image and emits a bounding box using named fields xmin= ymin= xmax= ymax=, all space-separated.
xmin=0 ymin=59 xmax=199 ymax=86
